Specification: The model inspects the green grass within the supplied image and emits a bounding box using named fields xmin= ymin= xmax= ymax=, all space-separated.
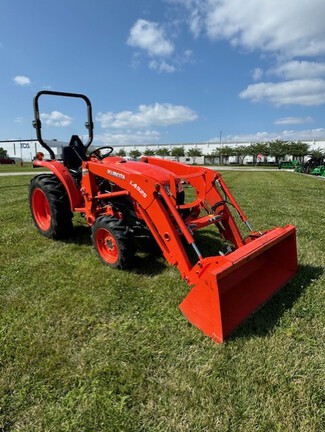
xmin=0 ymin=162 xmax=50 ymax=173
xmin=0 ymin=172 xmax=324 ymax=432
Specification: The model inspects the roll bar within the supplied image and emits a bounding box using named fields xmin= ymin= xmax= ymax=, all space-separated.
xmin=33 ymin=90 xmax=94 ymax=159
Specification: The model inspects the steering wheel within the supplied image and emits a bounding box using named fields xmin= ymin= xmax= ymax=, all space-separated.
xmin=89 ymin=146 xmax=114 ymax=160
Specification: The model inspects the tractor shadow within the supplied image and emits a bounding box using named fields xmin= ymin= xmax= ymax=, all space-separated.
xmin=69 ymin=224 xmax=92 ymax=245
xmin=231 ymin=264 xmax=324 ymax=341
xmin=129 ymin=254 xmax=169 ymax=276
xmin=129 ymin=229 xmax=228 ymax=276
xmin=67 ymin=225 xmax=225 ymax=276
xmin=67 ymin=224 xmax=171 ymax=276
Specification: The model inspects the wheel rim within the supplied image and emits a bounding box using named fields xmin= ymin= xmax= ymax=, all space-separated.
xmin=96 ymin=228 xmax=119 ymax=264
xmin=32 ymin=188 xmax=51 ymax=231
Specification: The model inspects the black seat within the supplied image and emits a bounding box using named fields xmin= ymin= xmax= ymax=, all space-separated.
xmin=68 ymin=134 xmax=84 ymax=148
xmin=62 ymin=135 xmax=86 ymax=170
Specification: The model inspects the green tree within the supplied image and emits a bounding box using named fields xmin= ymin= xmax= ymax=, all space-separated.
xmin=213 ymin=146 xmax=235 ymax=165
xmin=143 ymin=148 xmax=156 ymax=156
xmin=186 ymin=147 xmax=202 ymax=164
xmin=250 ymin=142 xmax=270 ymax=164
xmin=268 ymin=140 xmax=289 ymax=165
xmin=128 ymin=149 xmax=141 ymax=159
xmin=116 ymin=148 xmax=126 ymax=157
xmin=310 ymin=147 xmax=325 ymax=158
xmin=288 ymin=141 xmax=309 ymax=162
xmin=233 ymin=145 xmax=251 ymax=165
xmin=155 ymin=148 xmax=170 ymax=158
xmin=0 ymin=147 xmax=8 ymax=157
xmin=171 ymin=146 xmax=185 ymax=161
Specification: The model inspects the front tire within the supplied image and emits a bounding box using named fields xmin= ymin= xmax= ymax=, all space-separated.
xmin=91 ymin=216 xmax=134 ymax=269
xmin=29 ymin=175 xmax=73 ymax=239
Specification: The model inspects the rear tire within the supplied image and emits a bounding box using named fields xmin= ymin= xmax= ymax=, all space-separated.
xmin=91 ymin=216 xmax=134 ymax=269
xmin=29 ymin=175 xmax=73 ymax=239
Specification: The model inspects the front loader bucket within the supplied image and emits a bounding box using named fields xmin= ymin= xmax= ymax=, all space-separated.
xmin=179 ymin=225 xmax=298 ymax=343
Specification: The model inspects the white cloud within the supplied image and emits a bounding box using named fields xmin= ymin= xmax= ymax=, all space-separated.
xmin=95 ymin=130 xmax=161 ymax=146
xmin=270 ymin=61 xmax=325 ymax=80
xmin=239 ymin=79 xmax=325 ymax=106
xmin=13 ymin=75 xmax=31 ymax=86
xmin=179 ymin=0 xmax=325 ymax=57
xmin=274 ymin=117 xmax=314 ymax=126
xmin=188 ymin=4 xmax=204 ymax=38
xmin=252 ymin=68 xmax=263 ymax=81
xmin=212 ymin=128 xmax=325 ymax=143
xmin=169 ymin=0 xmax=325 ymax=106
xmin=41 ymin=111 xmax=72 ymax=127
xmin=96 ymin=103 xmax=198 ymax=129
xmin=14 ymin=116 xmax=24 ymax=123
xmin=127 ymin=19 xmax=174 ymax=57
xmin=184 ymin=49 xmax=193 ymax=59
xmin=149 ymin=59 xmax=176 ymax=73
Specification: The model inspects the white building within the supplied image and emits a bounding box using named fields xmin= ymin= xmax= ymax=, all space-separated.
xmin=1 ymin=138 xmax=324 ymax=163
xmin=112 ymin=139 xmax=325 ymax=155
xmin=0 ymin=139 xmax=67 ymax=162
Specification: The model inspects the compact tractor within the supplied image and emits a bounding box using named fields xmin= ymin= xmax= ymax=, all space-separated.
xmin=29 ymin=91 xmax=298 ymax=343
xmin=297 ymin=156 xmax=325 ymax=177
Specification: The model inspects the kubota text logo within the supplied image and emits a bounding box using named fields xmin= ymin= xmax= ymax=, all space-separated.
xmin=107 ymin=170 xmax=125 ymax=180
xmin=130 ymin=180 xmax=147 ymax=198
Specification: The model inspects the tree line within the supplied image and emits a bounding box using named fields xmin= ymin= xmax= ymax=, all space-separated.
xmin=115 ymin=140 xmax=324 ymax=165
xmin=115 ymin=146 xmax=203 ymax=161
xmin=209 ymin=140 xmax=324 ymax=165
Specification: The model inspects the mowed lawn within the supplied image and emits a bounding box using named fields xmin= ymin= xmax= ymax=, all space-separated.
xmin=0 ymin=170 xmax=324 ymax=432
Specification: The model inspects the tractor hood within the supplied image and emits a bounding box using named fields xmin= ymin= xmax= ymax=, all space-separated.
xmin=102 ymin=157 xmax=178 ymax=184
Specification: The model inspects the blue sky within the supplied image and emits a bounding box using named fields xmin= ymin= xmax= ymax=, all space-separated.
xmin=1 ymin=0 xmax=325 ymax=146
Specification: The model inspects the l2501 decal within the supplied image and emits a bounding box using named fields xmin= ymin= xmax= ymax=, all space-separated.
xmin=130 ymin=180 xmax=147 ymax=198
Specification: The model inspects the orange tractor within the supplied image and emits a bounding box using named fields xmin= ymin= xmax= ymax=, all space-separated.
xmin=29 ymin=91 xmax=298 ymax=343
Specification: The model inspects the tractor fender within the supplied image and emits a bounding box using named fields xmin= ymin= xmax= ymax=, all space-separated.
xmin=33 ymin=159 xmax=82 ymax=210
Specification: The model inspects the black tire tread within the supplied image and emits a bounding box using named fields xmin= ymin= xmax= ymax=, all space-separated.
xmin=91 ymin=216 xmax=134 ymax=269
xmin=29 ymin=174 xmax=73 ymax=239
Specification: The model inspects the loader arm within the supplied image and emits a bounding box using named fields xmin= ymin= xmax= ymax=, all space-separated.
xmin=141 ymin=157 xmax=249 ymax=247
